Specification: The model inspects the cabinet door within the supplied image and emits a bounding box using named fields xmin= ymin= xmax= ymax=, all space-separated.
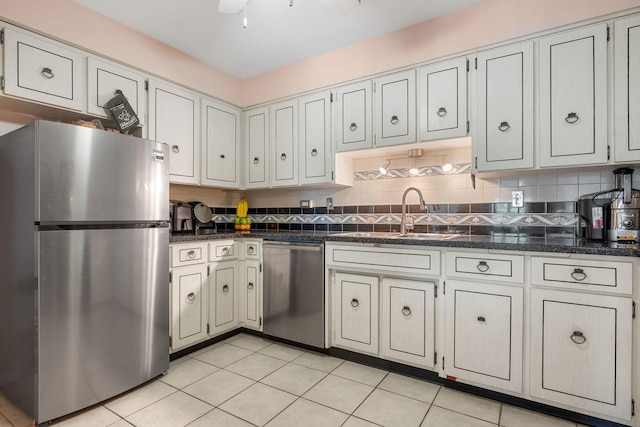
xmin=171 ymin=265 xmax=208 ymax=351
xmin=244 ymin=107 xmax=270 ymax=189
xmin=530 ymin=289 xmax=632 ymax=420
xmin=418 ymin=57 xmax=468 ymax=141
xmin=241 ymin=260 xmax=262 ymax=330
xmin=333 ymin=272 xmax=379 ymax=354
xmin=148 ymin=79 xmax=200 ymax=184
xmin=208 ymin=262 xmax=239 ymax=336
xmin=299 ymin=91 xmax=332 ymax=185
xmin=86 ymin=57 xmax=146 ymax=126
xmin=381 ymin=278 xmax=435 ymax=368
xmin=270 ymin=100 xmax=298 ymax=187
xmin=335 ymin=81 xmax=373 ymax=152
xmin=374 ymin=70 xmax=417 ymax=147
xmin=3 ymin=27 xmax=84 ymax=111
xmin=444 ymin=280 xmax=523 ymax=393
xmin=474 ymin=41 xmax=534 ymax=171
xmin=539 ymin=24 xmax=608 ymax=167
xmin=201 ymin=98 xmax=241 ymax=188
xmin=614 ymin=15 xmax=640 ymax=163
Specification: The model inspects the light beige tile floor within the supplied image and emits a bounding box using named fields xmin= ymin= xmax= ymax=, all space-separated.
xmin=0 ymin=333 xmax=594 ymax=427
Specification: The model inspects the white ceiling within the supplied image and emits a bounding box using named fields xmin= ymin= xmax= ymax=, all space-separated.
xmin=73 ymin=0 xmax=485 ymax=80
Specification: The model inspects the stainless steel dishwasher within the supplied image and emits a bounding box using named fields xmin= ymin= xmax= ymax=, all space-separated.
xmin=263 ymin=241 xmax=324 ymax=348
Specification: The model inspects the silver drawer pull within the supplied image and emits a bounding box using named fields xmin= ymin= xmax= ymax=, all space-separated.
xmin=253 ymin=157 xmax=260 ymax=164
xmin=437 ymin=107 xmax=447 ymax=117
xmin=187 ymin=250 xmax=196 ymax=259
xmin=390 ymin=115 xmax=399 ymax=125
xmin=186 ymin=292 xmax=196 ymax=304
xmin=41 ymin=67 xmax=55 ymax=79
xmin=281 ymin=153 xmax=287 ymax=160
xmin=477 ymin=261 xmax=490 ymax=272
xmin=172 ymin=145 xmax=180 ymax=153
xmin=571 ymin=268 xmax=587 ymax=281
xmin=477 ymin=316 xmax=486 ymax=322
xmin=401 ymin=306 xmax=411 ymax=316
xmin=570 ymin=331 xmax=587 ymax=345
xmin=222 ymin=284 xmax=230 ymax=294
xmin=565 ymin=112 xmax=579 ymax=124
xmin=220 ymin=154 xmax=225 ymax=159
xmin=498 ymin=121 xmax=510 ymax=132
xmin=248 ymin=282 xmax=254 ymax=290
xmin=351 ymin=298 xmax=359 ymax=308
xmin=222 ymin=247 xmax=230 ymax=255
xmin=349 ymin=122 xmax=357 ymax=131
xmin=311 ymin=148 xmax=318 ymax=156
xmin=248 ymin=247 xmax=255 ymax=254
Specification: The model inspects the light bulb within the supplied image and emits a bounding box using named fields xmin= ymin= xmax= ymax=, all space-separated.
xmin=409 ymin=164 xmax=419 ymax=175
xmin=442 ymin=162 xmax=453 ymax=173
xmin=379 ymin=160 xmax=390 ymax=175
xmin=243 ymin=6 xmax=247 ymax=28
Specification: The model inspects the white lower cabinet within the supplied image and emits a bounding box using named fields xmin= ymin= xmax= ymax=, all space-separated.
xmin=207 ymin=261 xmax=239 ymax=336
xmin=381 ymin=278 xmax=435 ymax=368
xmin=170 ymin=265 xmax=208 ymax=351
xmin=241 ymin=260 xmax=262 ymax=330
xmin=333 ymin=272 xmax=379 ymax=355
xmin=530 ymin=288 xmax=632 ymax=421
xmin=444 ymin=279 xmax=523 ymax=393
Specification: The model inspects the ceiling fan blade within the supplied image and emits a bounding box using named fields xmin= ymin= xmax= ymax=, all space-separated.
xmin=318 ymin=0 xmax=361 ymax=14
xmin=218 ymin=0 xmax=248 ymax=14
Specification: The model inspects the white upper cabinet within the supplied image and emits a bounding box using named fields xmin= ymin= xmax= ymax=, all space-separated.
xmin=417 ymin=57 xmax=468 ymax=141
xmin=335 ymin=80 xmax=373 ymax=152
xmin=299 ymin=91 xmax=332 ymax=185
xmin=614 ymin=15 xmax=640 ymax=163
xmin=270 ymin=99 xmax=298 ymax=187
xmin=474 ymin=41 xmax=534 ymax=172
xmin=244 ymin=106 xmax=270 ymax=189
xmin=539 ymin=24 xmax=608 ymax=167
xmin=374 ymin=70 xmax=417 ymax=147
xmin=86 ymin=57 xmax=147 ymax=126
xmin=201 ymin=97 xmax=241 ymax=189
xmin=2 ymin=27 xmax=84 ymax=111
xmin=148 ymin=79 xmax=200 ymax=185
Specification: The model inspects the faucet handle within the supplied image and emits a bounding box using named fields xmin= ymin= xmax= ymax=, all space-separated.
xmin=405 ymin=216 xmax=414 ymax=232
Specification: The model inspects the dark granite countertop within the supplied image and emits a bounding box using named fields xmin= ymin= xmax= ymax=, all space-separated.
xmin=169 ymin=231 xmax=640 ymax=257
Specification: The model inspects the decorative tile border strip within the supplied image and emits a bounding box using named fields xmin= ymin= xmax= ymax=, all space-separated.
xmin=354 ymin=163 xmax=471 ymax=180
xmin=214 ymin=212 xmax=579 ymax=227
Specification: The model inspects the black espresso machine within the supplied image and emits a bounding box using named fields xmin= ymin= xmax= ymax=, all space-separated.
xmin=579 ymin=168 xmax=640 ymax=241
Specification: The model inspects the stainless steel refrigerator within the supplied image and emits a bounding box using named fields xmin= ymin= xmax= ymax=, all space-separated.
xmin=0 ymin=121 xmax=170 ymax=424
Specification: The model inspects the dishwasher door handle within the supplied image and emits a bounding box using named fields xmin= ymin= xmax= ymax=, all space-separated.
xmin=263 ymin=243 xmax=323 ymax=252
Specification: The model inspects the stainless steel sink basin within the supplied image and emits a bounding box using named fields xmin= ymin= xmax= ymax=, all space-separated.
xmin=335 ymin=232 xmax=463 ymax=240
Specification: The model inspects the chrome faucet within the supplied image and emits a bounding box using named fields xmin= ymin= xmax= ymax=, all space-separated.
xmin=400 ymin=187 xmax=427 ymax=235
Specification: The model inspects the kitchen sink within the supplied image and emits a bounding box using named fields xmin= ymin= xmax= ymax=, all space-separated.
xmin=335 ymin=231 xmax=464 ymax=240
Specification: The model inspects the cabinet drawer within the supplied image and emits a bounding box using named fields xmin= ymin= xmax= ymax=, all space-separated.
xmin=446 ymin=252 xmax=524 ymax=283
xmin=531 ymin=257 xmax=632 ymax=294
xmin=328 ymin=244 xmax=440 ymax=276
xmin=3 ymin=28 xmax=83 ymax=111
xmin=209 ymin=240 xmax=237 ymax=261
xmin=171 ymin=243 xmax=207 ymax=267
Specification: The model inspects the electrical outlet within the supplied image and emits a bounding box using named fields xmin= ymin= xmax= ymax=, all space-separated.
xmin=326 ymin=197 xmax=334 ymax=210
xmin=512 ymin=190 xmax=524 ymax=208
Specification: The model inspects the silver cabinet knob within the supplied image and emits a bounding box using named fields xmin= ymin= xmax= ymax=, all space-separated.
xmin=186 ymin=292 xmax=196 ymax=303
xmin=570 ymin=268 xmax=587 ymax=281
xmin=390 ymin=115 xmax=399 ymax=125
xmin=476 ymin=261 xmax=489 ymax=272
xmin=311 ymin=149 xmax=318 ymax=156
xmin=222 ymin=247 xmax=230 ymax=255
xmin=349 ymin=122 xmax=357 ymax=131
xmin=172 ymin=145 xmax=180 ymax=153
xmin=565 ymin=112 xmax=579 ymax=124
xmin=222 ymin=284 xmax=230 ymax=294
xmin=351 ymin=298 xmax=359 ymax=308
xmin=248 ymin=283 xmax=254 ymax=290
xmin=281 ymin=153 xmax=287 ymax=160
xmin=498 ymin=121 xmax=510 ymax=132
xmin=401 ymin=306 xmax=411 ymax=316
xmin=253 ymin=157 xmax=259 ymax=164
xmin=187 ymin=250 xmax=196 ymax=259
xmin=437 ymin=107 xmax=447 ymax=117
xmin=41 ymin=67 xmax=54 ymax=79
xmin=570 ymin=331 xmax=586 ymax=344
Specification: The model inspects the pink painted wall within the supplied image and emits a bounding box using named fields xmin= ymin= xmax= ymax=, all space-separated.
xmin=1 ymin=0 xmax=640 ymax=108
xmin=241 ymin=0 xmax=640 ymax=106
xmin=0 ymin=0 xmax=244 ymax=106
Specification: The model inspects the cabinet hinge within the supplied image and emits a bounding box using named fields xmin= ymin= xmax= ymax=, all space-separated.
xmin=169 ymin=335 xmax=172 ymax=348
xmin=145 ymin=80 xmax=149 ymax=91
xmin=260 ymin=263 xmax=262 ymax=273
xmin=0 ymin=29 xmax=4 ymax=44
xmin=633 ymin=301 xmax=636 ymax=319
xmin=632 ymin=399 xmax=636 ymax=417
xmin=442 ymin=356 xmax=445 ymax=369
xmin=373 ymin=82 xmax=376 ymax=92
xmin=1 ymin=76 xmax=5 ymax=90
xmin=607 ymin=145 xmax=611 ymax=160
xmin=207 ymin=265 xmax=210 ymax=276
xmin=330 ymin=92 xmax=334 ymax=102
xmin=475 ymin=57 xmax=477 ymax=70
xmin=207 ymin=323 xmax=210 ymax=334
xmin=434 ymin=351 xmax=438 ymax=366
xmin=331 ymin=171 xmax=334 ymax=180
xmin=443 ymin=281 xmax=446 ymax=295
xmin=169 ymin=271 xmax=172 ymax=283
xmin=466 ymin=121 xmax=470 ymax=134
xmin=259 ymin=316 xmax=262 ymax=326
xmin=466 ymin=59 xmax=469 ymax=72
xmin=474 ymin=157 xmax=478 ymax=169
xmin=607 ymin=26 xmax=611 ymax=42
xmin=434 ymin=285 xmax=437 ymax=298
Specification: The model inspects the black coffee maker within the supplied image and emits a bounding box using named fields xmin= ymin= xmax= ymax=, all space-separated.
xmin=578 ymin=191 xmax=612 ymax=240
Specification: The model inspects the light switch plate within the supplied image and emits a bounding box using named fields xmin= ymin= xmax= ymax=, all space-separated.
xmin=300 ymin=199 xmax=314 ymax=208
xmin=512 ymin=190 xmax=524 ymax=208
xmin=326 ymin=197 xmax=334 ymax=210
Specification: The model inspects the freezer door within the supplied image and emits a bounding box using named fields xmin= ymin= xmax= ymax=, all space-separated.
xmin=37 ymin=227 xmax=169 ymax=423
xmin=36 ymin=121 xmax=169 ymax=223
